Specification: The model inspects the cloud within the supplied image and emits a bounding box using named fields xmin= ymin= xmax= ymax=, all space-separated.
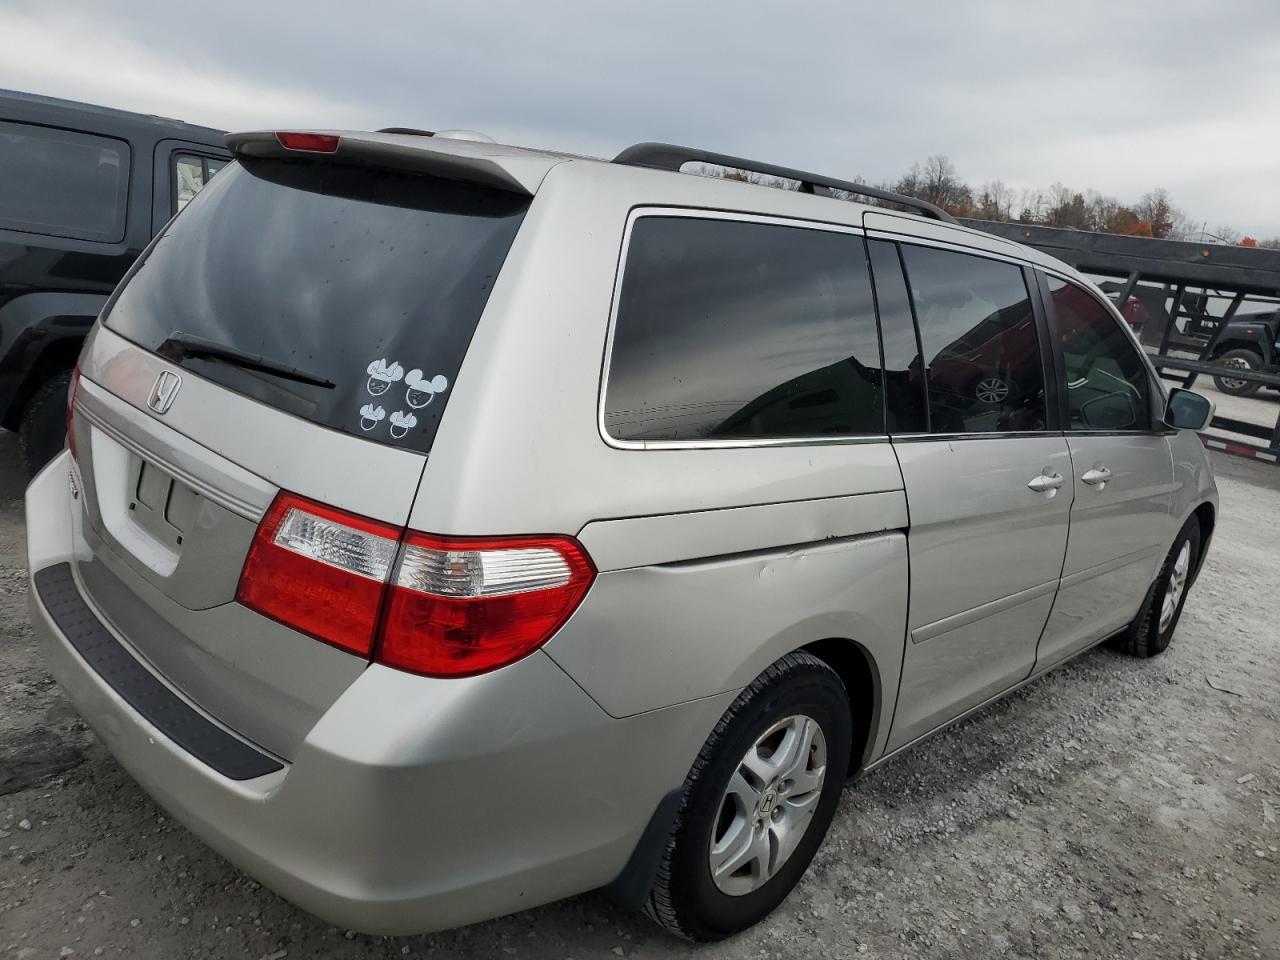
xmin=2 ymin=0 xmax=1278 ymax=235
xmin=0 ymin=6 xmax=370 ymax=130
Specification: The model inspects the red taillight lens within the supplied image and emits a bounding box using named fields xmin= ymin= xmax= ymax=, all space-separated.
xmin=235 ymin=492 xmax=596 ymax=677
xmin=236 ymin=493 xmax=402 ymax=656
xmin=377 ymin=534 xmax=596 ymax=677
xmin=275 ymin=132 xmax=340 ymax=153
xmin=66 ymin=366 xmax=81 ymax=462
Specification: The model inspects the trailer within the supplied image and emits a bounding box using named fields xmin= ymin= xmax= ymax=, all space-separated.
xmin=960 ymin=219 xmax=1280 ymax=463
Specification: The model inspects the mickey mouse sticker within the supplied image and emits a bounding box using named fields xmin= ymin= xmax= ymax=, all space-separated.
xmin=404 ymin=369 xmax=449 ymax=408
xmin=388 ymin=410 xmax=417 ymax=439
xmin=359 ymin=404 xmax=387 ymax=431
xmin=366 ymin=359 xmax=404 ymax=396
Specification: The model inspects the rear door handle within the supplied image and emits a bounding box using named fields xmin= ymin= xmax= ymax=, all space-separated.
xmin=1081 ymin=466 xmax=1113 ymax=487
xmin=1027 ymin=471 xmax=1065 ymax=494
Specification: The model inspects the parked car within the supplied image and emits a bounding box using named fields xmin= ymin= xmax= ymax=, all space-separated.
xmin=1204 ymin=309 xmax=1280 ymax=397
xmin=26 ymin=129 xmax=1218 ymax=942
xmin=0 ymin=89 xmax=228 ymax=474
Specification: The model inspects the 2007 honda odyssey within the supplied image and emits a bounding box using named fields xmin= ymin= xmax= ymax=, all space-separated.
xmin=26 ymin=129 xmax=1219 ymax=941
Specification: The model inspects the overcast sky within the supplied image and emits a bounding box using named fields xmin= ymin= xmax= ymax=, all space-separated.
xmin=4 ymin=0 xmax=1278 ymax=237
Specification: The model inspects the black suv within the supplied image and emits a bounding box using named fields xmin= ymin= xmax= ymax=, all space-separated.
xmin=1203 ymin=309 xmax=1279 ymax=397
xmin=0 ymin=89 xmax=228 ymax=473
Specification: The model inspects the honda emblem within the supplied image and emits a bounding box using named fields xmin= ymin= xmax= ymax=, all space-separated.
xmin=147 ymin=371 xmax=182 ymax=414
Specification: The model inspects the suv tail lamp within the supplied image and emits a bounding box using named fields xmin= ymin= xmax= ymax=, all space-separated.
xmin=236 ymin=493 xmax=596 ymax=677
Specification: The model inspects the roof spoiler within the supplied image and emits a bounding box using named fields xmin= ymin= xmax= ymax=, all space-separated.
xmin=613 ymin=142 xmax=958 ymax=224
xmin=225 ymin=130 xmax=555 ymax=195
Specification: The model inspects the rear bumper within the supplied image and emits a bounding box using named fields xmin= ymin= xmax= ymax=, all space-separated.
xmin=27 ymin=453 xmax=728 ymax=934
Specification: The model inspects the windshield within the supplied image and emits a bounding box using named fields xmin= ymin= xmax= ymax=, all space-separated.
xmin=103 ymin=157 xmax=530 ymax=454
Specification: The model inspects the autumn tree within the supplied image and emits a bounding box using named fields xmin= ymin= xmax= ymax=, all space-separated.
xmin=689 ymin=153 xmax=1266 ymax=243
xmin=1135 ymin=188 xmax=1185 ymax=239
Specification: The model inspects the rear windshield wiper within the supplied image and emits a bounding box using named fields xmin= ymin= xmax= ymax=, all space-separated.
xmin=158 ymin=332 xmax=335 ymax=389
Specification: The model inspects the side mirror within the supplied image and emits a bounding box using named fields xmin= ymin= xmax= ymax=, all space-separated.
xmin=1165 ymin=388 xmax=1214 ymax=431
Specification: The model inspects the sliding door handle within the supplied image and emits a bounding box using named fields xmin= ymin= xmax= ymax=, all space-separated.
xmin=1027 ymin=471 xmax=1065 ymax=494
xmin=1082 ymin=466 xmax=1113 ymax=487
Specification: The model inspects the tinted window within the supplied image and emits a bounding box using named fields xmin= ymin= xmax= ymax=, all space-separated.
xmin=104 ymin=158 xmax=529 ymax=454
xmin=605 ymin=216 xmax=884 ymax=442
xmin=900 ymin=245 xmax=1046 ymax=434
xmin=0 ymin=121 xmax=129 ymax=242
xmin=1047 ymin=275 xmax=1151 ymax=431
xmin=867 ymin=240 xmax=928 ymax=432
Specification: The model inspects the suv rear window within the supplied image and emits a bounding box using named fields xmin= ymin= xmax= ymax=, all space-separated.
xmin=604 ymin=215 xmax=884 ymax=443
xmin=0 ymin=121 xmax=130 ymax=242
xmin=103 ymin=158 xmax=529 ymax=454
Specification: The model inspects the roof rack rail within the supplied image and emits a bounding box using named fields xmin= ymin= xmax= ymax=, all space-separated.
xmin=612 ymin=142 xmax=958 ymax=224
xmin=378 ymin=127 xmax=435 ymax=136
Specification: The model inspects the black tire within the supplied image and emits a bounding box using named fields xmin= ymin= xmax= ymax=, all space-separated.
xmin=1212 ymin=348 xmax=1263 ymax=397
xmin=644 ymin=651 xmax=852 ymax=942
xmin=1115 ymin=517 xmax=1201 ymax=658
xmin=18 ymin=371 xmax=73 ymax=477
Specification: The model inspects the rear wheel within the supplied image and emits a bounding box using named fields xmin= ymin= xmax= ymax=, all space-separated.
xmin=18 ymin=371 xmax=72 ymax=477
xmin=1212 ymin=348 xmax=1262 ymax=397
xmin=645 ymin=651 xmax=851 ymax=941
xmin=1115 ymin=517 xmax=1201 ymax=658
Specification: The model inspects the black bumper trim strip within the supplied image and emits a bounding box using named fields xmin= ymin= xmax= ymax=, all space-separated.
xmin=33 ymin=562 xmax=283 ymax=781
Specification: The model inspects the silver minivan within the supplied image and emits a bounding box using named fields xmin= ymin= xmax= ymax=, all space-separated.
xmin=26 ymin=130 xmax=1218 ymax=941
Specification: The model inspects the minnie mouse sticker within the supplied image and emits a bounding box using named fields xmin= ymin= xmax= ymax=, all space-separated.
xmin=388 ymin=410 xmax=417 ymax=439
xmin=366 ymin=359 xmax=404 ymax=396
xmin=404 ymin=369 xmax=449 ymax=408
xmin=359 ymin=404 xmax=387 ymax=431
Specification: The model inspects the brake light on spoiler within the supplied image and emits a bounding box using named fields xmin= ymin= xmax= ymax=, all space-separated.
xmin=274 ymin=132 xmax=341 ymax=153
xmin=236 ymin=493 xmax=595 ymax=677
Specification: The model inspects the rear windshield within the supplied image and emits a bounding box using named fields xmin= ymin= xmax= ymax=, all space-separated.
xmin=103 ymin=157 xmax=530 ymax=453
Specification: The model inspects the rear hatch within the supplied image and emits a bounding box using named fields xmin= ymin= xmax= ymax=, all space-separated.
xmin=68 ymin=138 xmax=536 ymax=760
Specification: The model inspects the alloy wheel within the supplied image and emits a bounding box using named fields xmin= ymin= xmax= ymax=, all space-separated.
xmin=708 ymin=715 xmax=827 ymax=896
xmin=976 ymin=378 xmax=1010 ymax=404
xmin=1218 ymin=356 xmax=1251 ymax=391
xmin=1159 ymin=539 xmax=1192 ymax=633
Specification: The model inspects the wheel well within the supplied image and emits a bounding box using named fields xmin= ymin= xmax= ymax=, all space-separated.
xmin=1191 ymin=501 xmax=1215 ymax=581
xmin=802 ymin=638 xmax=877 ymax=776
xmin=1209 ymin=340 xmax=1263 ymax=361
xmin=3 ymin=338 xmax=83 ymax=431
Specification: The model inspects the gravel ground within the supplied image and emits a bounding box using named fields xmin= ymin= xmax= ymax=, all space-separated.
xmin=2 ymin=437 xmax=1278 ymax=960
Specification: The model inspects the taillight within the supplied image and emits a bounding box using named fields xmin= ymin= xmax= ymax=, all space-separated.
xmin=378 ymin=534 xmax=596 ymax=677
xmin=66 ymin=366 xmax=82 ymax=462
xmin=275 ymin=132 xmax=340 ymax=153
xmin=235 ymin=493 xmax=596 ymax=676
xmin=236 ymin=494 xmax=402 ymax=656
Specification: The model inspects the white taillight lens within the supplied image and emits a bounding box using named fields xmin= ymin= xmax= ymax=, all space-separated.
xmin=394 ymin=544 xmax=573 ymax=598
xmin=273 ymin=506 xmax=399 ymax=581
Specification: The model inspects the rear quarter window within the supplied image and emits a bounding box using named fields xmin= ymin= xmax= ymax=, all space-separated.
xmin=604 ymin=215 xmax=885 ymax=443
xmin=0 ymin=121 xmax=130 ymax=242
xmin=103 ymin=158 xmax=529 ymax=454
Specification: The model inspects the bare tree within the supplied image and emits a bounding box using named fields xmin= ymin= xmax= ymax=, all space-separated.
xmin=973 ymin=179 xmax=1015 ymax=221
xmin=895 ymin=155 xmax=972 ymax=213
xmin=1210 ymin=224 xmax=1243 ymax=245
